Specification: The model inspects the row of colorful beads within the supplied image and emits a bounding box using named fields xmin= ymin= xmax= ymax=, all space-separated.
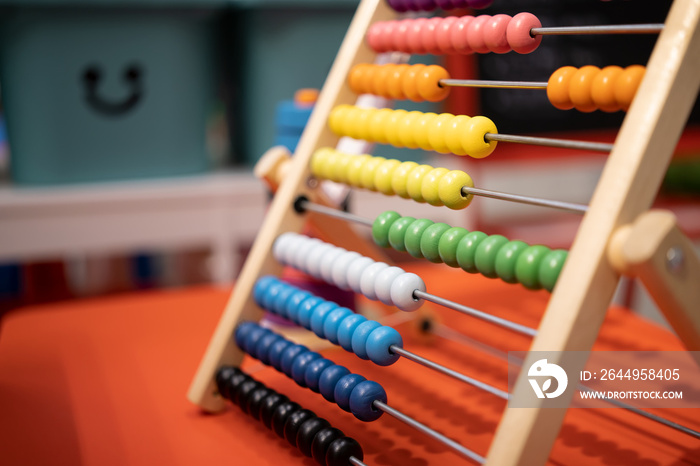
xmin=348 ymin=63 xmax=450 ymax=102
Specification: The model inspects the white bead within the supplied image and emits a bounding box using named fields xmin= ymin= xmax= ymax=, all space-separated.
xmin=319 ymin=246 xmax=347 ymax=284
xmin=346 ymin=256 xmax=375 ymax=294
xmin=374 ymin=266 xmax=405 ymax=305
xmin=390 ymin=272 xmax=425 ymax=311
xmin=292 ymin=237 xmax=322 ymax=270
xmin=279 ymin=233 xmax=304 ymax=265
xmin=304 ymin=242 xmax=334 ymax=279
xmin=359 ymin=262 xmax=389 ymax=300
xmin=272 ymin=232 xmax=294 ymax=263
xmin=331 ymin=251 xmax=362 ymax=290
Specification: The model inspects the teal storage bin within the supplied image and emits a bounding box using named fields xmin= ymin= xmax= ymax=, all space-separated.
xmin=0 ymin=2 xmax=226 ymax=185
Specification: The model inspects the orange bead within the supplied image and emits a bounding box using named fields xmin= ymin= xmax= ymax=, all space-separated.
xmin=547 ymin=66 xmax=577 ymax=110
xmin=386 ymin=64 xmax=409 ymax=100
xmin=615 ymin=65 xmax=645 ymax=111
xmin=569 ymin=66 xmax=600 ymax=113
xmin=416 ymin=65 xmax=451 ymax=102
xmin=372 ymin=64 xmax=393 ymax=98
xmin=348 ymin=64 xmax=371 ymax=94
xmin=402 ymin=64 xmax=426 ymax=102
xmin=591 ymin=65 xmax=623 ymax=113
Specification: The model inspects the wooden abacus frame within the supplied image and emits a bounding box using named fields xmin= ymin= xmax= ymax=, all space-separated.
xmin=188 ymin=0 xmax=700 ymax=464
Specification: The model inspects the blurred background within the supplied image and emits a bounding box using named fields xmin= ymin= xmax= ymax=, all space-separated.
xmin=0 ymin=0 xmax=697 ymax=326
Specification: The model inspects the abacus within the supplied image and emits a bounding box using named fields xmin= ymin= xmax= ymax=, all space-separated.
xmin=188 ymin=0 xmax=700 ymax=464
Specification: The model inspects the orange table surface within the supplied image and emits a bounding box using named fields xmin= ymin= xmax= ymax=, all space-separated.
xmin=0 ymin=263 xmax=698 ymax=466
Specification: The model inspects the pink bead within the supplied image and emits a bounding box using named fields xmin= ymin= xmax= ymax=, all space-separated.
xmin=506 ymin=12 xmax=542 ymax=54
xmin=393 ymin=20 xmax=413 ymax=53
xmin=367 ymin=23 xmax=386 ymax=53
xmin=435 ymin=16 xmax=459 ymax=54
xmin=466 ymin=15 xmax=490 ymax=54
xmin=450 ymin=16 xmax=473 ymax=55
xmin=407 ymin=17 xmax=428 ymax=54
xmin=484 ymin=14 xmax=512 ymax=54
xmin=421 ymin=17 xmax=444 ymax=55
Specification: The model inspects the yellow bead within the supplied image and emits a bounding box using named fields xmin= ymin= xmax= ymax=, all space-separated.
xmin=461 ymin=115 xmax=498 ymax=159
xmin=320 ymin=148 xmax=340 ymax=180
xmin=360 ymin=156 xmax=386 ymax=190
xmin=421 ymin=167 xmax=449 ymax=206
xmin=414 ymin=112 xmax=438 ymax=151
xmin=310 ymin=148 xmax=329 ymax=178
xmin=443 ymin=115 xmax=470 ymax=156
xmin=438 ymin=170 xmax=474 ymax=209
xmin=346 ymin=154 xmax=372 ymax=187
xmin=340 ymin=105 xmax=362 ymax=139
xmin=398 ymin=111 xmax=423 ymax=149
xmin=328 ymin=105 xmax=352 ymax=135
xmin=427 ymin=113 xmax=455 ymax=154
xmin=391 ymin=161 xmax=419 ymax=199
xmin=384 ymin=109 xmax=408 ymax=147
xmin=368 ymin=108 xmax=393 ymax=145
xmin=332 ymin=151 xmax=353 ymax=183
xmin=374 ymin=159 xmax=401 ymax=195
xmin=406 ymin=164 xmax=433 ymax=202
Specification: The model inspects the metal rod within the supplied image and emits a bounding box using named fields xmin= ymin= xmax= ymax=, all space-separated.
xmin=485 ymin=133 xmax=614 ymax=153
xmin=349 ymin=457 xmax=368 ymax=466
xmin=373 ymin=400 xmax=485 ymax=464
xmin=440 ymin=79 xmax=548 ymax=90
xmin=299 ymin=199 xmax=374 ymax=227
xmin=461 ymin=186 xmax=589 ymax=215
xmin=390 ymin=345 xmax=509 ymax=400
xmin=414 ymin=289 xmax=538 ymax=337
xmin=531 ymin=24 xmax=664 ymax=35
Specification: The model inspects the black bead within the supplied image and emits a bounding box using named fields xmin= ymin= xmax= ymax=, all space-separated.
xmin=325 ymin=437 xmax=364 ymax=466
xmin=260 ymin=392 xmax=289 ymax=429
xmin=245 ymin=386 xmax=272 ymax=418
xmin=283 ymin=408 xmax=316 ymax=447
xmin=296 ymin=417 xmax=331 ymax=458
xmin=234 ymin=379 xmax=261 ymax=410
xmin=271 ymin=401 xmax=301 ymax=439
xmin=215 ymin=366 xmax=239 ymax=400
xmin=311 ymin=427 xmax=344 ymax=466
xmin=223 ymin=371 xmax=248 ymax=402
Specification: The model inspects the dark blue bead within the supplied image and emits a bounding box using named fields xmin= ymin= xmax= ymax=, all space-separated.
xmin=351 ymin=320 xmax=381 ymax=360
xmin=319 ymin=365 xmax=351 ymax=403
xmin=255 ymin=332 xmax=282 ymax=365
xmin=304 ymin=358 xmax=334 ymax=393
xmin=268 ymin=338 xmax=293 ymax=371
xmin=253 ymin=276 xmax=277 ymax=308
xmin=291 ymin=351 xmax=322 ymax=387
xmin=296 ymin=296 xmax=325 ymax=329
xmin=365 ymin=326 xmax=402 ymax=366
xmin=244 ymin=326 xmax=270 ymax=358
xmin=234 ymin=321 xmax=256 ymax=351
xmin=337 ymin=314 xmax=367 ymax=352
xmin=309 ymin=301 xmax=339 ymax=338
xmin=284 ymin=290 xmax=312 ymax=320
xmin=333 ymin=373 xmax=366 ymax=412
xmin=322 ymin=307 xmax=353 ymax=344
xmin=349 ymin=381 xmax=386 ymax=422
xmin=280 ymin=344 xmax=308 ymax=376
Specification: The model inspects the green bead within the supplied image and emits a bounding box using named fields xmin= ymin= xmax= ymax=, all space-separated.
xmin=474 ymin=235 xmax=509 ymax=278
xmin=515 ymin=245 xmax=551 ymax=289
xmin=372 ymin=211 xmax=401 ymax=248
xmin=420 ymin=223 xmax=451 ymax=263
xmin=387 ymin=216 xmax=416 ymax=252
xmin=438 ymin=227 xmax=469 ymax=267
xmin=538 ymin=249 xmax=568 ymax=292
xmin=404 ymin=218 xmax=434 ymax=259
xmin=455 ymin=231 xmax=488 ymax=273
xmin=494 ymin=240 xmax=528 ymax=283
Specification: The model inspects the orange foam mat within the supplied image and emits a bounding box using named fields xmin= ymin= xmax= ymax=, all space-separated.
xmin=0 ymin=263 xmax=698 ymax=465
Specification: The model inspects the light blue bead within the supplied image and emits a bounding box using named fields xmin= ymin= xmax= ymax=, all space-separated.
xmin=333 ymin=373 xmax=366 ymax=412
xmin=270 ymin=284 xmax=295 ymax=316
xmin=253 ymin=276 xmax=277 ymax=308
xmin=365 ymin=326 xmax=402 ymax=366
xmin=294 ymin=296 xmax=324 ymax=328
xmin=310 ymin=301 xmax=339 ymax=337
xmin=319 ymin=365 xmax=351 ymax=402
xmin=351 ymin=320 xmax=382 ymax=360
xmin=349 ymin=381 xmax=386 ymax=422
xmin=323 ymin=307 xmax=353 ymax=344
xmin=260 ymin=281 xmax=285 ymax=311
xmin=337 ymin=314 xmax=367 ymax=352
xmin=283 ymin=290 xmax=312 ymax=320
